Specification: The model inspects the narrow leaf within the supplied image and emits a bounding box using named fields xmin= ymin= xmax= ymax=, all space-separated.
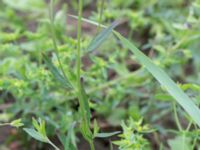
xmin=96 ymin=131 xmax=121 ymax=138
xmin=87 ymin=21 xmax=119 ymax=52
xmin=93 ymin=119 xmax=100 ymax=137
xmin=43 ymin=53 xmax=72 ymax=89
xmin=23 ymin=128 xmax=48 ymax=143
xmin=68 ymin=14 xmax=107 ymax=28
xmin=10 ymin=119 xmax=24 ymax=128
xmin=80 ymin=78 xmax=91 ymax=125
xmin=116 ymin=32 xmax=200 ymax=127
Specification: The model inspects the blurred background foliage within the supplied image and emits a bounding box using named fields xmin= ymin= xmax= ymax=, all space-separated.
xmin=0 ymin=0 xmax=200 ymax=149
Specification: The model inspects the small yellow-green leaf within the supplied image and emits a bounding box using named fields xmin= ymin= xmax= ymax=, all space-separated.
xmin=10 ymin=119 xmax=24 ymax=128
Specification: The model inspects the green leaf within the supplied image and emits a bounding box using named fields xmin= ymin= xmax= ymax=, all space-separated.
xmin=79 ymin=79 xmax=93 ymax=141
xmin=93 ymin=119 xmax=100 ymax=138
xmin=80 ymin=79 xmax=91 ymax=124
xmin=43 ymin=53 xmax=73 ymax=89
xmin=180 ymin=83 xmax=200 ymax=92
xmin=168 ymin=136 xmax=192 ymax=150
xmin=23 ymin=128 xmax=48 ymax=143
xmin=32 ymin=118 xmax=40 ymax=132
xmin=2 ymin=0 xmax=45 ymax=11
xmin=87 ymin=21 xmax=119 ymax=52
xmin=40 ymin=119 xmax=47 ymax=137
xmin=95 ymin=131 xmax=121 ymax=138
xmin=32 ymin=118 xmax=47 ymax=137
xmin=10 ymin=119 xmax=24 ymax=128
xmin=116 ymin=32 xmax=200 ymax=127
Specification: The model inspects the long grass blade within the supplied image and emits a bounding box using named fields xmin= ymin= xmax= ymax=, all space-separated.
xmin=116 ymin=33 xmax=200 ymax=127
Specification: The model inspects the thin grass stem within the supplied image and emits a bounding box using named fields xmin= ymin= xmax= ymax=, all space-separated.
xmin=97 ymin=0 xmax=105 ymax=32
xmin=173 ymin=102 xmax=183 ymax=131
xmin=77 ymin=0 xmax=95 ymax=149
xmin=49 ymin=0 xmax=68 ymax=81
xmin=48 ymin=139 xmax=60 ymax=150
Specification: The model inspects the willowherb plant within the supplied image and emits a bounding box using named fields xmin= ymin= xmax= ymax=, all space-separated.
xmin=1 ymin=0 xmax=200 ymax=150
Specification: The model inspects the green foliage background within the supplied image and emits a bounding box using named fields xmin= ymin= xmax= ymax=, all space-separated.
xmin=0 ymin=0 xmax=200 ymax=149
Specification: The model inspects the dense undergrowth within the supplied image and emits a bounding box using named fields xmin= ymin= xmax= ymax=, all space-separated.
xmin=0 ymin=0 xmax=200 ymax=149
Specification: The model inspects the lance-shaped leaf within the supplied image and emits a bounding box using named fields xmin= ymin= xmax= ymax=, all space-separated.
xmin=95 ymin=131 xmax=121 ymax=138
xmin=80 ymin=77 xmax=91 ymax=125
xmin=43 ymin=53 xmax=73 ymax=89
xmin=87 ymin=21 xmax=119 ymax=52
xmin=23 ymin=128 xmax=48 ymax=143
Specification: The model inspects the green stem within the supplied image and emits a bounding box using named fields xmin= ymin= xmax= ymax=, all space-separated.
xmin=77 ymin=0 xmax=82 ymax=85
xmin=77 ymin=0 xmax=95 ymax=149
xmin=0 ymin=123 xmax=10 ymax=126
xmin=89 ymin=141 xmax=95 ymax=150
xmin=173 ymin=102 xmax=183 ymax=131
xmin=48 ymin=139 xmax=60 ymax=150
xmin=49 ymin=0 xmax=68 ymax=81
xmin=191 ymin=124 xmax=198 ymax=149
xmin=186 ymin=120 xmax=193 ymax=131
xmin=97 ymin=0 xmax=105 ymax=32
xmin=77 ymin=0 xmax=83 ymax=115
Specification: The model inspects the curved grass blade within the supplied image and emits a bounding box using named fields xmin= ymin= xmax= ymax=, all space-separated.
xmin=116 ymin=33 xmax=200 ymax=127
xmin=43 ymin=53 xmax=73 ymax=89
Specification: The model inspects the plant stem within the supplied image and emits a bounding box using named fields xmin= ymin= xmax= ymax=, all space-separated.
xmin=49 ymin=0 xmax=68 ymax=82
xmin=191 ymin=124 xmax=198 ymax=149
xmin=77 ymin=0 xmax=95 ymax=149
xmin=0 ymin=123 xmax=10 ymax=126
xmin=97 ymin=0 xmax=105 ymax=32
xmin=173 ymin=102 xmax=183 ymax=131
xmin=48 ymin=139 xmax=60 ymax=150
xmin=89 ymin=141 xmax=95 ymax=150
xmin=77 ymin=0 xmax=82 ymax=85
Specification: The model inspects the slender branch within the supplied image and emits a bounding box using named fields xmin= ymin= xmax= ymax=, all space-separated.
xmin=77 ymin=0 xmax=82 ymax=86
xmin=173 ymin=103 xmax=183 ymax=131
xmin=49 ymin=0 xmax=68 ymax=81
xmin=77 ymin=1 xmax=95 ymax=149
xmin=48 ymin=139 xmax=60 ymax=150
xmin=89 ymin=141 xmax=95 ymax=150
xmin=0 ymin=123 xmax=10 ymax=126
xmin=97 ymin=0 xmax=105 ymax=32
